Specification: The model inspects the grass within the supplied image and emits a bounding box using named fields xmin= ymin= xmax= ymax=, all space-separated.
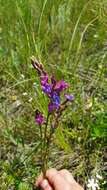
xmin=0 ymin=0 xmax=107 ymax=189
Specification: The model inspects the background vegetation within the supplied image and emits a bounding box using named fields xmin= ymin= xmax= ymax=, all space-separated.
xmin=0 ymin=0 xmax=107 ymax=189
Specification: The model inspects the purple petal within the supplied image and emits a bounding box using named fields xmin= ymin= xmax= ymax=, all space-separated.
xmin=51 ymin=92 xmax=60 ymax=106
xmin=48 ymin=102 xmax=59 ymax=113
xmin=40 ymin=74 xmax=48 ymax=86
xmin=42 ymin=83 xmax=52 ymax=95
xmin=65 ymin=94 xmax=74 ymax=101
xmin=54 ymin=80 xmax=69 ymax=92
xmin=35 ymin=110 xmax=45 ymax=125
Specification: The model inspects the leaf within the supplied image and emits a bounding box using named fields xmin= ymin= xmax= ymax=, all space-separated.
xmin=56 ymin=126 xmax=71 ymax=152
xmin=18 ymin=182 xmax=32 ymax=190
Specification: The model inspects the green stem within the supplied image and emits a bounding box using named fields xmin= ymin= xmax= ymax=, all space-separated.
xmin=44 ymin=113 xmax=50 ymax=141
xmin=42 ymin=113 xmax=50 ymax=176
xmin=44 ymin=128 xmax=53 ymax=171
xmin=43 ymin=125 xmax=55 ymax=176
xmin=39 ymin=125 xmax=42 ymax=140
xmin=39 ymin=124 xmax=43 ymax=171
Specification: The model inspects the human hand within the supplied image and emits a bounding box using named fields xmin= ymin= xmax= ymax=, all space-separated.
xmin=35 ymin=168 xmax=84 ymax=190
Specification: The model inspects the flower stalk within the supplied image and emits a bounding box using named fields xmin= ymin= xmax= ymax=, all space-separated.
xmin=31 ymin=56 xmax=74 ymax=176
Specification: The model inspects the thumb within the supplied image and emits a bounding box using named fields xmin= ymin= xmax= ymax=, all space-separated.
xmin=40 ymin=179 xmax=53 ymax=190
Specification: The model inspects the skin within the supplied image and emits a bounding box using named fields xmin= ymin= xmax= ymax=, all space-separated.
xmin=35 ymin=168 xmax=84 ymax=190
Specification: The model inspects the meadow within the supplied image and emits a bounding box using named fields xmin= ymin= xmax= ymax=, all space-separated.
xmin=0 ymin=0 xmax=107 ymax=189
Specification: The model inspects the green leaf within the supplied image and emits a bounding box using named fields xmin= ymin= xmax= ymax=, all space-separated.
xmin=56 ymin=126 xmax=71 ymax=152
xmin=18 ymin=182 xmax=32 ymax=190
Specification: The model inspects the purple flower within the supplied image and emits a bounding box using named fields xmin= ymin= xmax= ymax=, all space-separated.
xmin=48 ymin=102 xmax=59 ymax=113
xmin=65 ymin=94 xmax=74 ymax=101
xmin=31 ymin=58 xmax=75 ymax=130
xmin=35 ymin=110 xmax=45 ymax=125
xmin=54 ymin=80 xmax=69 ymax=92
xmin=51 ymin=92 xmax=60 ymax=106
xmin=48 ymin=92 xmax=60 ymax=113
xmin=42 ymin=83 xmax=52 ymax=95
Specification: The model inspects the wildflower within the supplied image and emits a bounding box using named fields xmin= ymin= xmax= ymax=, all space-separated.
xmin=22 ymin=92 xmax=28 ymax=96
xmin=54 ymin=80 xmax=69 ymax=92
xmin=48 ymin=92 xmax=60 ymax=113
xmin=15 ymin=100 xmax=22 ymax=107
xmin=48 ymin=102 xmax=59 ymax=113
xmin=31 ymin=57 xmax=74 ymax=113
xmin=51 ymin=92 xmax=60 ymax=106
xmin=35 ymin=110 xmax=45 ymax=125
xmin=87 ymin=178 xmax=99 ymax=190
xmin=96 ymin=173 xmax=103 ymax=180
xmin=41 ymin=78 xmax=70 ymax=111
xmin=31 ymin=57 xmax=75 ymax=176
xmin=20 ymin=74 xmax=25 ymax=79
xmin=28 ymin=97 xmax=33 ymax=102
xmin=42 ymin=83 xmax=52 ymax=95
xmin=65 ymin=94 xmax=74 ymax=101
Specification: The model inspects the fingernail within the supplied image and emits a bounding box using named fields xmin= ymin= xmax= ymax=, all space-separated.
xmin=40 ymin=179 xmax=48 ymax=189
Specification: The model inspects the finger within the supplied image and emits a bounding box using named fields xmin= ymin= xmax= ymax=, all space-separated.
xmin=40 ymin=179 xmax=53 ymax=190
xmin=46 ymin=168 xmax=58 ymax=175
xmin=46 ymin=168 xmax=58 ymax=185
xmin=35 ymin=173 xmax=44 ymax=187
xmin=59 ymin=170 xmax=84 ymax=190
xmin=46 ymin=168 xmax=70 ymax=190
xmin=59 ymin=169 xmax=75 ymax=184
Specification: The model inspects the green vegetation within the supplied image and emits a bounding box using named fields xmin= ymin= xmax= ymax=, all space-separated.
xmin=0 ymin=0 xmax=106 ymax=189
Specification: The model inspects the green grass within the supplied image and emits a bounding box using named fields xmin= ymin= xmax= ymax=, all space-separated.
xmin=0 ymin=0 xmax=107 ymax=189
